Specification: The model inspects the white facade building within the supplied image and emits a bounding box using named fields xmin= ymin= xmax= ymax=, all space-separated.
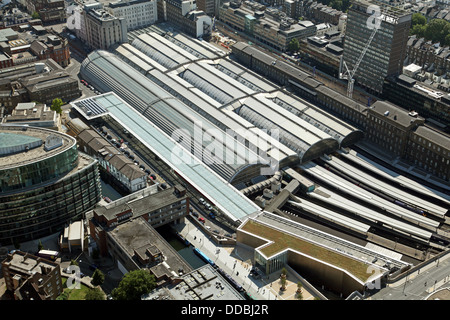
xmin=108 ymin=0 xmax=157 ymax=31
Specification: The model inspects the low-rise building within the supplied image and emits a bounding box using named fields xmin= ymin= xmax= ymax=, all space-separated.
xmin=219 ymin=2 xmax=316 ymax=52
xmin=21 ymin=70 xmax=81 ymax=105
xmin=1 ymin=251 xmax=63 ymax=300
xmin=142 ymin=264 xmax=245 ymax=300
xmin=29 ymin=35 xmax=71 ymax=68
xmin=24 ymin=0 xmax=65 ymax=23
xmin=88 ymin=187 xmax=190 ymax=285
xmin=59 ymin=221 xmax=85 ymax=253
xmin=366 ymin=101 xmax=425 ymax=157
xmin=2 ymin=102 xmax=61 ymax=130
xmin=77 ymin=129 xmax=147 ymax=193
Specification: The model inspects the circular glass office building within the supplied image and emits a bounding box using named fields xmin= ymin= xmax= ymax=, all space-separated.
xmin=0 ymin=125 xmax=102 ymax=246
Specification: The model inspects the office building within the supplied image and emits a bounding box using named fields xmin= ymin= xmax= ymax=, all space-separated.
xmin=341 ymin=0 xmax=411 ymax=94
xmin=108 ymin=0 xmax=158 ymax=31
xmin=219 ymin=2 xmax=316 ymax=52
xmin=0 ymin=125 xmax=101 ymax=245
xmin=85 ymin=8 xmax=128 ymax=50
xmin=162 ymin=0 xmax=212 ymax=38
xmin=1 ymin=250 xmax=63 ymax=300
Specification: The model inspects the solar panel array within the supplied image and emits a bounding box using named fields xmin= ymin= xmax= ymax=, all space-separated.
xmin=76 ymin=98 xmax=107 ymax=117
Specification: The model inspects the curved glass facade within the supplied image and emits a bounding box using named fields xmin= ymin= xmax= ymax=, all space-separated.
xmin=0 ymin=160 xmax=101 ymax=245
xmin=0 ymin=144 xmax=79 ymax=193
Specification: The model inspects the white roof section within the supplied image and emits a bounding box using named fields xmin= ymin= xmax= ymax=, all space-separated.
xmin=131 ymin=32 xmax=198 ymax=69
xmin=324 ymin=156 xmax=449 ymax=217
xmin=340 ymin=149 xmax=450 ymax=206
xmin=308 ymin=185 xmax=433 ymax=241
xmin=301 ymin=161 xmax=440 ymax=229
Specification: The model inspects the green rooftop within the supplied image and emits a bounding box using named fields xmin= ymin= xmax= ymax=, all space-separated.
xmin=241 ymin=219 xmax=376 ymax=282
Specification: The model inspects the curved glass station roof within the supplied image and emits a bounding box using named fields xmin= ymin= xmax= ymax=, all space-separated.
xmin=81 ymin=30 xmax=363 ymax=178
xmin=81 ymin=50 xmax=267 ymax=183
xmin=73 ymin=92 xmax=261 ymax=223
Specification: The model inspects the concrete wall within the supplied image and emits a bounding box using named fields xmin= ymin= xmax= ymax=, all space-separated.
xmin=237 ymin=228 xmax=365 ymax=297
xmin=287 ymin=250 xmax=365 ymax=297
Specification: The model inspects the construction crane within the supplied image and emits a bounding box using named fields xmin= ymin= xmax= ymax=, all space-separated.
xmin=340 ymin=12 xmax=383 ymax=98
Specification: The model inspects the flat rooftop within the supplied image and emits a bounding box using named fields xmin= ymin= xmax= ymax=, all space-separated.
xmin=142 ymin=264 xmax=244 ymax=300
xmin=109 ymin=217 xmax=192 ymax=274
xmin=2 ymin=251 xmax=57 ymax=274
xmin=0 ymin=125 xmax=76 ymax=170
xmin=94 ymin=187 xmax=187 ymax=221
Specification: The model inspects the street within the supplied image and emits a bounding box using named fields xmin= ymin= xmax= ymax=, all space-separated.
xmin=369 ymin=255 xmax=450 ymax=300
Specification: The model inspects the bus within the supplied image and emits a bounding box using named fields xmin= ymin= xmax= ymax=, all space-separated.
xmin=37 ymin=250 xmax=60 ymax=261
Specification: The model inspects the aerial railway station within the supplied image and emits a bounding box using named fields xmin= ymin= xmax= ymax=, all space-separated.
xmin=73 ymin=26 xmax=450 ymax=297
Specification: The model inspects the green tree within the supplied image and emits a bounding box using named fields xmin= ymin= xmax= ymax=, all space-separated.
xmin=56 ymin=291 xmax=70 ymax=300
xmin=85 ymin=287 xmax=105 ymax=300
xmin=424 ymin=19 xmax=449 ymax=44
xmin=38 ymin=240 xmax=44 ymax=252
xmin=70 ymin=259 xmax=79 ymax=266
xmin=111 ymin=269 xmax=156 ymax=300
xmin=411 ymin=13 xmax=426 ymax=26
xmin=31 ymin=11 xmax=40 ymax=20
xmin=410 ymin=24 xmax=426 ymax=38
xmin=91 ymin=269 xmax=105 ymax=287
xmin=287 ymin=38 xmax=300 ymax=53
xmin=50 ymin=98 xmax=63 ymax=114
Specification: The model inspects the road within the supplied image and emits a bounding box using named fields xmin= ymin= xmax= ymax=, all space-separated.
xmin=369 ymin=255 xmax=450 ymax=300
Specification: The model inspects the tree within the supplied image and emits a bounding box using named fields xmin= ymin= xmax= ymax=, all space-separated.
xmin=280 ymin=276 xmax=287 ymax=291
xmin=51 ymin=98 xmax=63 ymax=114
xmin=91 ymin=269 xmax=105 ymax=287
xmin=31 ymin=11 xmax=40 ymax=20
xmin=287 ymin=38 xmax=300 ymax=53
xmin=424 ymin=19 xmax=449 ymax=44
xmin=410 ymin=24 xmax=426 ymax=38
xmin=85 ymin=287 xmax=105 ymax=300
xmin=38 ymin=240 xmax=44 ymax=252
xmin=411 ymin=13 xmax=426 ymax=26
xmin=111 ymin=269 xmax=156 ymax=300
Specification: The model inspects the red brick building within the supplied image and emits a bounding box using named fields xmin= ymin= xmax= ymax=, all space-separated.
xmin=29 ymin=35 xmax=70 ymax=67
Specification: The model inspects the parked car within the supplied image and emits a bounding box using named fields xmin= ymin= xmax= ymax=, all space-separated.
xmin=199 ymin=198 xmax=205 ymax=205
xmin=198 ymin=217 xmax=205 ymax=223
xmin=205 ymin=203 xmax=212 ymax=210
xmin=209 ymin=212 xmax=216 ymax=219
xmin=192 ymin=211 xmax=199 ymax=218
